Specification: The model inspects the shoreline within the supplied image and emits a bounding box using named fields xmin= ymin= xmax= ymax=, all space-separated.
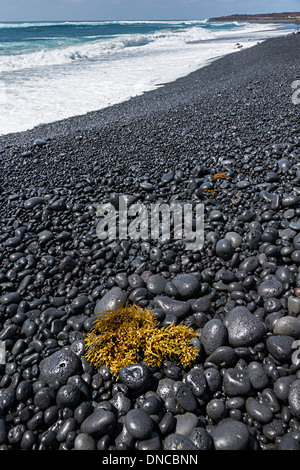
xmin=0 ymin=25 xmax=298 ymax=151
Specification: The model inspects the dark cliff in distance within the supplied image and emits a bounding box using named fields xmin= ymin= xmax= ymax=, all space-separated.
xmin=209 ymin=12 xmax=300 ymax=24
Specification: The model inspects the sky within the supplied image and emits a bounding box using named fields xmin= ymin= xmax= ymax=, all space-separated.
xmin=0 ymin=0 xmax=300 ymax=22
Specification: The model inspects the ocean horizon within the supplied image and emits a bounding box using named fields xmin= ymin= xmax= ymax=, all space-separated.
xmin=0 ymin=19 xmax=298 ymax=136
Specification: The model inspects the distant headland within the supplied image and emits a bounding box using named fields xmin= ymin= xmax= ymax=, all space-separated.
xmin=209 ymin=12 xmax=300 ymax=24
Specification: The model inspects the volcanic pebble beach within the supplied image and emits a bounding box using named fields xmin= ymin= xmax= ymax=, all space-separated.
xmin=0 ymin=30 xmax=300 ymax=451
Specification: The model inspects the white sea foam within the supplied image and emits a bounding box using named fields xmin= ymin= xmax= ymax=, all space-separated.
xmin=0 ymin=21 xmax=297 ymax=136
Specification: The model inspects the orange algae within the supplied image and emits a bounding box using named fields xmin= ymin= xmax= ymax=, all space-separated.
xmin=84 ymin=304 xmax=199 ymax=376
xmin=213 ymin=172 xmax=228 ymax=180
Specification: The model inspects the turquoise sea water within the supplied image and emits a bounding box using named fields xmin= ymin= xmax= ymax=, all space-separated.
xmin=0 ymin=20 xmax=297 ymax=135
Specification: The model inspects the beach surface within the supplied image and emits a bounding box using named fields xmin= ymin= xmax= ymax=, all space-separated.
xmin=0 ymin=31 xmax=300 ymax=451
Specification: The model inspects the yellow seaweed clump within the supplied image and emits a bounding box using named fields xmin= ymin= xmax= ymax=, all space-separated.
xmin=84 ymin=304 xmax=199 ymax=377
xmin=213 ymin=172 xmax=228 ymax=181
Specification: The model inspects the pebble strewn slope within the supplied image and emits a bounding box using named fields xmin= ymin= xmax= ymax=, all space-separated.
xmin=0 ymin=33 xmax=300 ymax=450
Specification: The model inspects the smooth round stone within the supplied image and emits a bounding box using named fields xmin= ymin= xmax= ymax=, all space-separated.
xmin=174 ymin=412 xmax=199 ymax=436
xmin=33 ymin=387 xmax=55 ymax=410
xmin=110 ymin=392 xmax=131 ymax=417
xmin=119 ymin=364 xmax=150 ymax=392
xmin=74 ymin=433 xmax=96 ymax=450
xmin=56 ymin=384 xmax=81 ymax=409
xmin=225 ymin=306 xmax=265 ymax=347
xmin=222 ymin=368 xmax=252 ymax=397
xmin=262 ymin=419 xmax=285 ymax=441
xmin=34 ymin=138 xmax=47 ymax=147
xmin=206 ymin=398 xmax=227 ymax=421
xmin=50 ymin=198 xmax=66 ymax=211
xmin=264 ymin=298 xmax=282 ymax=313
xmin=0 ymin=292 xmax=22 ymax=306
xmin=239 ymin=256 xmax=260 ymax=273
xmin=93 ymin=286 xmax=127 ymax=315
xmin=205 ymin=346 xmax=237 ymax=368
xmin=188 ymin=427 xmax=212 ymax=450
xmin=276 ymin=433 xmax=300 ymax=450
xmin=38 ymin=230 xmax=54 ymax=245
xmin=39 ymin=349 xmax=82 ymax=386
xmin=245 ymin=397 xmax=273 ymax=424
xmin=81 ymin=409 xmax=117 ymax=437
xmin=246 ymin=361 xmax=269 ymax=390
xmin=140 ymin=182 xmax=154 ymax=192
xmin=163 ymin=433 xmax=198 ymax=450
xmin=273 ymin=376 xmax=298 ymax=401
xmin=172 ymin=274 xmax=200 ymax=298
xmin=287 ymin=296 xmax=300 ymax=315
xmin=282 ymin=195 xmax=300 ymax=207
xmin=200 ymin=319 xmax=227 ymax=355
xmin=125 ymin=409 xmax=153 ymax=440
xmin=211 ymin=419 xmax=250 ymax=450
xmin=204 ymin=368 xmax=221 ymax=394
xmin=206 ymin=231 xmax=220 ymax=244
xmin=156 ymin=378 xmax=176 ymax=401
xmin=266 ymin=335 xmax=294 ymax=362
xmin=153 ymin=296 xmax=190 ymax=320
xmin=5 ymin=236 xmax=22 ymax=248
xmin=236 ymin=180 xmax=250 ymax=189
xmin=175 ymin=384 xmax=198 ymax=412
xmin=0 ymin=388 xmax=15 ymax=410
xmin=146 ymin=274 xmax=167 ymax=296
xmin=59 ymin=255 xmax=76 ymax=273
xmin=183 ymin=367 xmax=206 ymax=397
xmin=291 ymin=251 xmax=300 ymax=264
xmin=288 ymin=379 xmax=300 ymax=418
xmin=258 ymin=279 xmax=284 ymax=299
xmin=209 ymin=209 xmax=224 ymax=221
xmin=273 ymin=316 xmax=300 ymax=338
xmin=294 ymin=232 xmax=300 ymax=250
xmin=275 ymin=267 xmax=295 ymax=285
xmin=24 ymin=196 xmax=45 ymax=210
xmin=225 ymin=232 xmax=242 ymax=248
xmin=216 ymin=238 xmax=234 ymax=261
xmin=191 ymin=297 xmax=211 ymax=313
xmin=161 ymin=171 xmax=174 ymax=183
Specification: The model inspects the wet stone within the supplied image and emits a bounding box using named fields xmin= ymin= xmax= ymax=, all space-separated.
xmin=222 ymin=368 xmax=252 ymax=397
xmin=288 ymin=379 xmax=300 ymax=418
xmin=153 ymin=296 xmax=190 ymax=320
xmin=216 ymin=238 xmax=234 ymax=261
xmin=273 ymin=316 xmax=300 ymax=338
xmin=163 ymin=433 xmax=198 ymax=450
xmin=94 ymin=286 xmax=127 ymax=315
xmin=211 ymin=419 xmax=250 ymax=450
xmin=39 ymin=349 xmax=82 ymax=386
xmin=200 ymin=319 xmax=227 ymax=355
xmin=175 ymin=384 xmax=198 ymax=412
xmin=146 ymin=274 xmax=167 ymax=296
xmin=225 ymin=306 xmax=265 ymax=347
xmin=287 ymin=296 xmax=300 ymax=315
xmin=205 ymin=346 xmax=237 ymax=369
xmin=125 ymin=408 xmax=153 ymax=440
xmin=188 ymin=427 xmax=212 ymax=450
xmin=183 ymin=367 xmax=206 ymax=397
xmin=174 ymin=412 xmax=198 ymax=436
xmin=74 ymin=433 xmax=97 ymax=450
xmin=266 ymin=335 xmax=294 ymax=362
xmin=246 ymin=361 xmax=269 ymax=390
xmin=119 ymin=364 xmax=150 ymax=392
xmin=258 ymin=279 xmax=284 ymax=299
xmin=273 ymin=376 xmax=298 ymax=401
xmin=245 ymin=397 xmax=273 ymax=424
xmin=172 ymin=274 xmax=200 ymax=298
xmin=80 ymin=409 xmax=117 ymax=437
